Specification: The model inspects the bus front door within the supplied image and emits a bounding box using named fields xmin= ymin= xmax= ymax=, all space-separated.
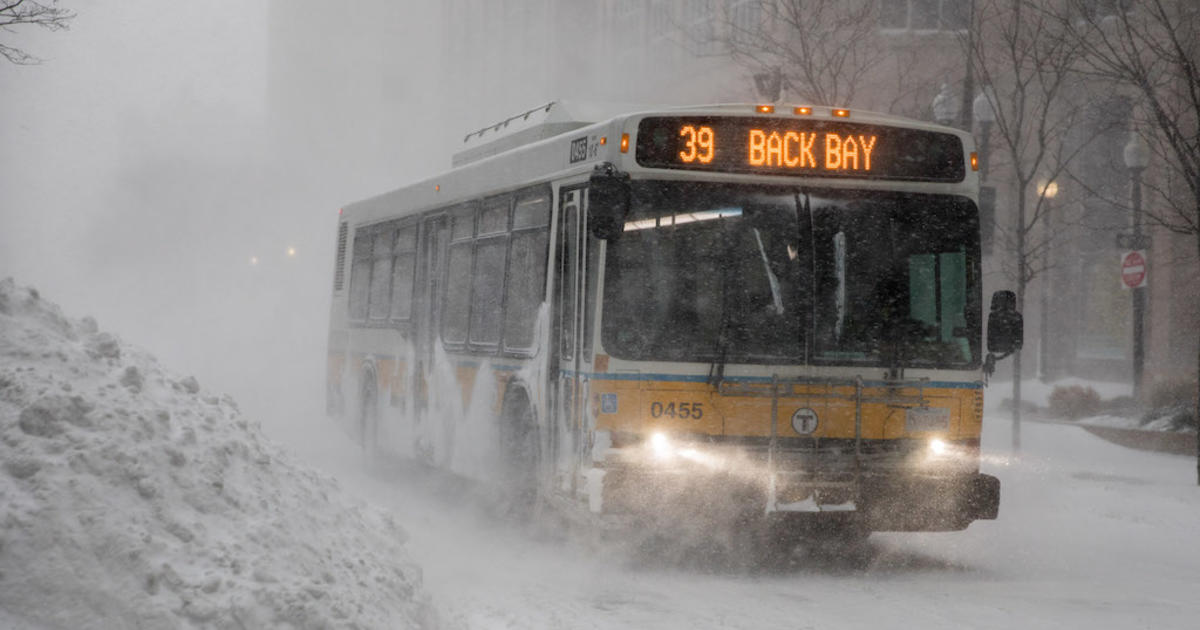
xmin=554 ymin=187 xmax=588 ymax=495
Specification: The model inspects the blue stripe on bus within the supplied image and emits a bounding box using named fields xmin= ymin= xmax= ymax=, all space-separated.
xmin=573 ymin=371 xmax=982 ymax=390
xmin=344 ymin=353 xmax=981 ymax=390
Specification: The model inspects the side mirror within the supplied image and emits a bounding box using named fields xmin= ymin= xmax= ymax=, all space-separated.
xmin=987 ymin=290 xmax=1023 ymax=356
xmin=587 ymin=163 xmax=630 ymax=240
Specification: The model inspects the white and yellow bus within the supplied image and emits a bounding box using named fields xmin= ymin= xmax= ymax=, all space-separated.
xmin=326 ymin=102 xmax=1022 ymax=546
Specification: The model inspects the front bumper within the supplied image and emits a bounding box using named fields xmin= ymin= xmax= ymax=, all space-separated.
xmin=585 ymin=451 xmax=1000 ymax=532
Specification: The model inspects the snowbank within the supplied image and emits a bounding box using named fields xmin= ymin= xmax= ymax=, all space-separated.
xmin=0 ymin=279 xmax=435 ymax=629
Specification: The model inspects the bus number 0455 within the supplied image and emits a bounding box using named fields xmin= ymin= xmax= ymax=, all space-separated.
xmin=650 ymin=401 xmax=704 ymax=419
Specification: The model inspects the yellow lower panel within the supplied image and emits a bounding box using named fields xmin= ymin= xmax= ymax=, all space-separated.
xmin=591 ymin=380 xmax=981 ymax=441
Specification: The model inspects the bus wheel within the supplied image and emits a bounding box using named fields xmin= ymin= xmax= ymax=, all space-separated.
xmin=360 ymin=373 xmax=383 ymax=470
xmin=499 ymin=389 xmax=538 ymax=522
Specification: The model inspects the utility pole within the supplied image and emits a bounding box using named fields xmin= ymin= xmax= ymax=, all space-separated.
xmin=1123 ymin=132 xmax=1149 ymax=400
xmin=960 ymin=0 xmax=976 ymax=132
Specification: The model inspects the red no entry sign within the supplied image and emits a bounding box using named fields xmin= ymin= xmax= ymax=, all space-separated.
xmin=1121 ymin=250 xmax=1147 ymax=289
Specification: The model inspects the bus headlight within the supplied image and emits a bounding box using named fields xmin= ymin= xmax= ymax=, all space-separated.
xmin=650 ymin=432 xmax=673 ymax=460
xmin=928 ymin=438 xmax=949 ymax=456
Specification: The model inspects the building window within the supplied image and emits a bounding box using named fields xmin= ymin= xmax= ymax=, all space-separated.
xmin=730 ymin=0 xmax=764 ymax=44
xmin=647 ymin=0 xmax=677 ymax=59
xmin=879 ymin=0 xmax=968 ymax=32
xmin=684 ymin=0 xmax=720 ymax=55
xmin=1078 ymin=0 xmax=1136 ymax=20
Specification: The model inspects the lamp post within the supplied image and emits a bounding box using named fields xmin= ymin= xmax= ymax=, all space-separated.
xmin=932 ymin=83 xmax=960 ymax=126
xmin=754 ymin=66 xmax=782 ymax=102
xmin=1123 ymin=131 xmax=1149 ymax=400
xmin=973 ymin=89 xmax=995 ymax=181
xmin=1037 ymin=179 xmax=1058 ymax=382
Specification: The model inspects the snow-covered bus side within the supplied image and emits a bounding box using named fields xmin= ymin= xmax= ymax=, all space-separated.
xmin=326 ymin=102 xmax=1023 ymax=544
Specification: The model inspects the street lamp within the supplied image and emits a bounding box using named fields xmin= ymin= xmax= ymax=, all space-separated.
xmin=1123 ymin=131 xmax=1149 ymax=399
xmin=932 ymin=83 xmax=960 ymax=126
xmin=1037 ymin=179 xmax=1058 ymax=382
xmin=973 ymin=89 xmax=996 ymax=180
xmin=754 ymin=66 xmax=782 ymax=102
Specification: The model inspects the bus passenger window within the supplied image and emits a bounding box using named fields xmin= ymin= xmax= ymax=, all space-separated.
xmin=368 ymin=230 xmax=393 ymax=321
xmin=451 ymin=210 xmax=474 ymax=240
xmin=470 ymin=238 xmax=507 ymax=346
xmin=504 ymin=192 xmax=550 ymax=353
xmin=348 ymin=229 xmax=372 ymax=322
xmin=390 ymin=225 xmax=417 ymax=321
xmin=442 ymin=243 xmax=472 ymax=345
xmin=479 ymin=197 xmax=510 ymax=236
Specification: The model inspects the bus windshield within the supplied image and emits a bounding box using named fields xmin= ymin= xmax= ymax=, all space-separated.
xmin=601 ymin=181 xmax=981 ymax=369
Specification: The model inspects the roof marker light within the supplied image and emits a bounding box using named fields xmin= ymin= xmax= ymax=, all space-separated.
xmin=757 ymin=104 xmax=775 ymax=114
xmin=794 ymin=106 xmax=812 ymax=115
xmin=832 ymin=108 xmax=850 ymax=118
xmin=435 ymin=184 xmax=441 ymax=191
xmin=970 ymin=152 xmax=979 ymax=171
xmin=620 ymin=133 xmax=629 ymax=153
xmin=600 ymin=136 xmax=607 ymax=145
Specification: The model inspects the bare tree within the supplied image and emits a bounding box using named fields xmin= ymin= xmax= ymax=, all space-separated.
xmin=693 ymin=0 xmax=889 ymax=106
xmin=967 ymin=0 xmax=1094 ymax=451
xmin=1054 ymin=0 xmax=1200 ymax=480
xmin=1 ymin=0 xmax=74 ymax=64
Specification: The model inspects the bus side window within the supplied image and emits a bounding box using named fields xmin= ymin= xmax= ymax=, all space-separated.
xmin=442 ymin=204 xmax=476 ymax=346
xmin=470 ymin=196 xmax=511 ymax=348
xmin=348 ymin=227 xmax=372 ymax=322
xmin=503 ymin=189 xmax=551 ymax=354
xmin=368 ymin=229 xmax=394 ymax=321
xmin=390 ymin=224 xmax=418 ymax=322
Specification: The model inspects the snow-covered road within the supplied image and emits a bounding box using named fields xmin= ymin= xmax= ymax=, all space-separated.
xmin=276 ymin=410 xmax=1200 ymax=630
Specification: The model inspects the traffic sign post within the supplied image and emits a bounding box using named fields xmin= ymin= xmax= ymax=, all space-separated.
xmin=1120 ymin=250 xmax=1147 ymax=289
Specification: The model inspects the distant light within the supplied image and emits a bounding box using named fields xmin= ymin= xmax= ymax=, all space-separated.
xmin=286 ymin=247 xmax=297 ymax=257
xmin=249 ymin=256 xmax=259 ymax=266
xmin=1038 ymin=179 xmax=1058 ymax=198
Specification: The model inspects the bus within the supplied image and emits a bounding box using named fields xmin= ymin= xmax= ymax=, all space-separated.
xmin=326 ymin=101 xmax=1023 ymax=550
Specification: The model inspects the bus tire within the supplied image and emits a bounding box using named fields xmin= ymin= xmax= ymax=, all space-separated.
xmin=499 ymin=387 xmax=539 ymax=521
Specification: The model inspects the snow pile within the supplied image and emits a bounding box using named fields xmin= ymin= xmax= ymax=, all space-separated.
xmin=0 ymin=279 xmax=435 ymax=629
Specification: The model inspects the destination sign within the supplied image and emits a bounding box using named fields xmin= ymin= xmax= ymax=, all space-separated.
xmin=635 ymin=116 xmax=965 ymax=182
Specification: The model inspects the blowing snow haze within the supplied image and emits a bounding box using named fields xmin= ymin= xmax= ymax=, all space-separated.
xmin=0 ymin=1 xmax=445 ymax=432
xmin=4 ymin=1 xmax=1200 ymax=629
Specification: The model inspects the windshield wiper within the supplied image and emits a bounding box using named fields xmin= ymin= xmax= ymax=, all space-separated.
xmin=707 ymin=222 xmax=735 ymax=387
xmin=753 ymin=227 xmax=785 ymax=316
